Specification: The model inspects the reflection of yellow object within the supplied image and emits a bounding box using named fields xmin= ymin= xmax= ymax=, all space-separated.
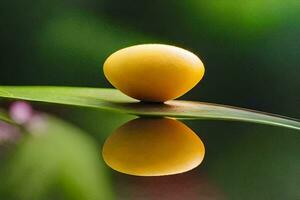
xmin=102 ymin=118 xmax=205 ymax=176
xmin=103 ymin=44 xmax=205 ymax=102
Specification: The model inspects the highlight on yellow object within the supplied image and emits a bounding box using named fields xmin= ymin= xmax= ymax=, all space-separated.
xmin=102 ymin=118 xmax=205 ymax=176
xmin=103 ymin=44 xmax=205 ymax=102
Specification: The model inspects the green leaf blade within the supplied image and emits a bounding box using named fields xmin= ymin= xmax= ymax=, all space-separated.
xmin=0 ymin=86 xmax=299 ymax=130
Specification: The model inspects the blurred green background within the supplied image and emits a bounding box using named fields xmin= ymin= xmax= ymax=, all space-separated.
xmin=1 ymin=0 xmax=299 ymax=117
xmin=0 ymin=1 xmax=300 ymax=199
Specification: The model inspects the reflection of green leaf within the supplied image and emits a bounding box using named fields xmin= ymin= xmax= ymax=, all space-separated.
xmin=0 ymin=86 xmax=299 ymax=130
xmin=1 ymin=114 xmax=113 ymax=200
xmin=0 ymin=109 xmax=14 ymax=124
xmin=64 ymin=108 xmax=134 ymax=142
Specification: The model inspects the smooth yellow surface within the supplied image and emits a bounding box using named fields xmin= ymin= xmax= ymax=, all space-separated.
xmin=102 ymin=118 xmax=205 ymax=176
xmin=103 ymin=44 xmax=205 ymax=102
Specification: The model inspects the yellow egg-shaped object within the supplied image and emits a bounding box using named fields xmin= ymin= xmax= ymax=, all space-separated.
xmin=103 ymin=44 xmax=205 ymax=102
xmin=102 ymin=118 xmax=205 ymax=176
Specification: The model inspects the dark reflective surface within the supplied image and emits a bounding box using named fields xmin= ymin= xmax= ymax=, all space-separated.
xmin=0 ymin=108 xmax=300 ymax=200
xmin=103 ymin=116 xmax=300 ymax=200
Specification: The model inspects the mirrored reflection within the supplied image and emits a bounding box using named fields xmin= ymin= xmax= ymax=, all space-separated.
xmin=102 ymin=118 xmax=205 ymax=176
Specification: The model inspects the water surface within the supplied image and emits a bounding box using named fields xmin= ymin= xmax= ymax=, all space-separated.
xmin=0 ymin=108 xmax=299 ymax=200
